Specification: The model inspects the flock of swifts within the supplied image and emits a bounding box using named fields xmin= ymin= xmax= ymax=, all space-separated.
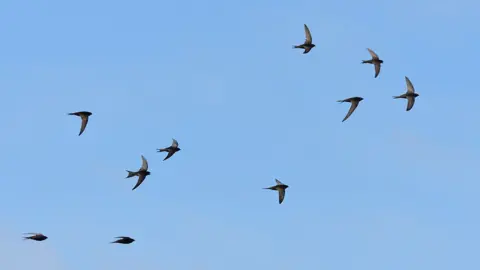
xmin=22 ymin=24 xmax=419 ymax=245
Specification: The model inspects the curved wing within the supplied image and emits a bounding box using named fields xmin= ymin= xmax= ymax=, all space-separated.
xmin=163 ymin=151 xmax=175 ymax=161
xmin=406 ymin=96 xmax=415 ymax=111
xmin=367 ymin=48 xmax=379 ymax=59
xmin=374 ymin=63 xmax=381 ymax=78
xmin=172 ymin=138 xmax=179 ymax=148
xmin=342 ymin=101 xmax=360 ymax=122
xmin=405 ymin=76 xmax=415 ymax=93
xmin=275 ymin=179 xmax=283 ymax=185
xmin=278 ymin=188 xmax=286 ymax=204
xmin=304 ymin=24 xmax=312 ymax=44
xmin=132 ymin=174 xmax=146 ymax=191
xmin=140 ymin=155 xmax=148 ymax=171
xmin=79 ymin=116 xmax=89 ymax=136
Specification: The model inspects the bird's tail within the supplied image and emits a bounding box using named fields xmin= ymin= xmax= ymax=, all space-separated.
xmin=337 ymin=100 xmax=345 ymax=103
xmin=293 ymin=45 xmax=302 ymax=49
xmin=157 ymin=148 xmax=167 ymax=152
xmin=362 ymin=60 xmax=371 ymax=64
xmin=126 ymin=170 xmax=137 ymax=178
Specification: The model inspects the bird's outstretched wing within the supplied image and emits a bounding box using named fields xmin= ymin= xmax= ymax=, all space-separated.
xmin=132 ymin=174 xmax=146 ymax=191
xmin=172 ymin=138 xmax=179 ymax=148
xmin=367 ymin=48 xmax=379 ymax=59
xmin=406 ymin=96 xmax=415 ymax=111
xmin=304 ymin=24 xmax=312 ymax=44
xmin=140 ymin=155 xmax=148 ymax=171
xmin=342 ymin=101 xmax=360 ymax=122
xmin=405 ymin=76 xmax=415 ymax=93
xmin=278 ymin=188 xmax=286 ymax=204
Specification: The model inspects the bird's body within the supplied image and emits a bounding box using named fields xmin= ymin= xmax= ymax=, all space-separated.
xmin=111 ymin=236 xmax=135 ymax=244
xmin=125 ymin=155 xmax=151 ymax=190
xmin=264 ymin=179 xmax=289 ymax=204
xmin=23 ymin=233 xmax=48 ymax=241
xmin=157 ymin=139 xmax=181 ymax=161
xmin=393 ymin=76 xmax=419 ymax=111
xmin=362 ymin=48 xmax=383 ymax=78
xmin=337 ymin=97 xmax=363 ymax=122
xmin=293 ymin=24 xmax=315 ymax=54
xmin=68 ymin=111 xmax=92 ymax=136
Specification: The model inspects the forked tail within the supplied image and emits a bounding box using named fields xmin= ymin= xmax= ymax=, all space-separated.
xmin=126 ymin=170 xmax=137 ymax=178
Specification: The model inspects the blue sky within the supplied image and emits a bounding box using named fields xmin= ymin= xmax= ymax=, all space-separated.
xmin=1 ymin=0 xmax=479 ymax=269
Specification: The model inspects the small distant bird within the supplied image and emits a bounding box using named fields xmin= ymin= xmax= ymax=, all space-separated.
xmin=362 ymin=48 xmax=383 ymax=78
xmin=110 ymin=236 xmax=135 ymax=244
xmin=337 ymin=97 xmax=364 ymax=122
xmin=126 ymin=155 xmax=151 ymax=191
xmin=293 ymin=24 xmax=315 ymax=54
xmin=393 ymin=76 xmax=420 ymax=111
xmin=157 ymin=139 xmax=181 ymax=161
xmin=23 ymin=233 xmax=48 ymax=241
xmin=263 ymin=179 xmax=289 ymax=204
xmin=68 ymin=111 xmax=92 ymax=136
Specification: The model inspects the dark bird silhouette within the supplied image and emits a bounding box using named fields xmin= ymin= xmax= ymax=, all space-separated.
xmin=110 ymin=236 xmax=135 ymax=244
xmin=263 ymin=179 xmax=289 ymax=204
xmin=23 ymin=233 xmax=48 ymax=241
xmin=293 ymin=24 xmax=315 ymax=54
xmin=68 ymin=111 xmax=92 ymax=136
xmin=393 ymin=76 xmax=420 ymax=111
xmin=126 ymin=155 xmax=151 ymax=191
xmin=337 ymin=97 xmax=364 ymax=122
xmin=362 ymin=48 xmax=383 ymax=78
xmin=157 ymin=138 xmax=181 ymax=161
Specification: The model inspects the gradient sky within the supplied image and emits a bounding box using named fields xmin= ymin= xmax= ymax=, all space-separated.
xmin=1 ymin=0 xmax=479 ymax=269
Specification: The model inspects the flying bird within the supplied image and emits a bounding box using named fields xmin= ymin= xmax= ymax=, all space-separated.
xmin=68 ymin=111 xmax=92 ymax=136
xmin=337 ymin=97 xmax=364 ymax=122
xmin=126 ymin=155 xmax=151 ymax=191
xmin=393 ymin=76 xmax=420 ymax=111
xmin=263 ymin=179 xmax=289 ymax=204
xmin=110 ymin=236 xmax=135 ymax=244
xmin=157 ymin=138 xmax=181 ymax=161
xmin=362 ymin=48 xmax=383 ymax=78
xmin=23 ymin=233 xmax=48 ymax=241
xmin=293 ymin=24 xmax=316 ymax=54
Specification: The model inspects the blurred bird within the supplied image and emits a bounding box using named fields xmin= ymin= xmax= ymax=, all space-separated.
xmin=126 ymin=155 xmax=151 ymax=191
xmin=23 ymin=233 xmax=48 ymax=241
xmin=264 ymin=179 xmax=289 ymax=204
xmin=293 ymin=24 xmax=316 ymax=54
xmin=393 ymin=76 xmax=420 ymax=111
xmin=337 ymin=97 xmax=364 ymax=122
xmin=362 ymin=48 xmax=383 ymax=78
xmin=157 ymin=138 xmax=181 ymax=161
xmin=110 ymin=236 xmax=135 ymax=244
xmin=68 ymin=111 xmax=92 ymax=136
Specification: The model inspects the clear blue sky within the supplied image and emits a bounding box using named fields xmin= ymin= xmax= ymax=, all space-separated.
xmin=1 ymin=0 xmax=479 ymax=269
